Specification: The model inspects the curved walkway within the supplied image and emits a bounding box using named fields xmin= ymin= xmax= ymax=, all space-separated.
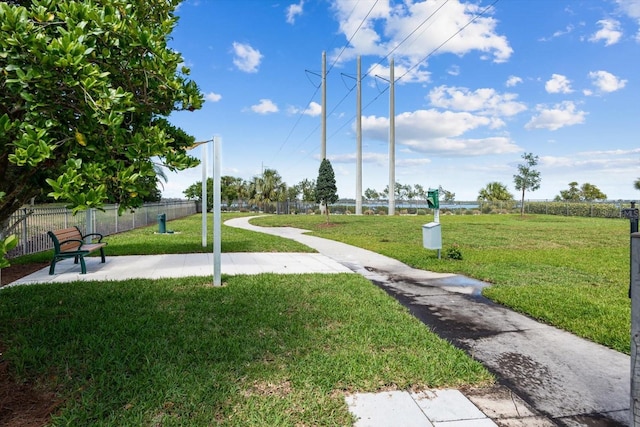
xmin=226 ymin=216 xmax=630 ymax=426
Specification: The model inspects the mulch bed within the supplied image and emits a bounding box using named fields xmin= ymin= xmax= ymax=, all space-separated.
xmin=1 ymin=262 xmax=49 ymax=288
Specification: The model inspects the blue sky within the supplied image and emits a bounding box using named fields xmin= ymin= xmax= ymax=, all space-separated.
xmin=164 ymin=0 xmax=640 ymax=201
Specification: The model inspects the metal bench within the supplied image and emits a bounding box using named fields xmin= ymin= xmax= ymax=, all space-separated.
xmin=47 ymin=226 xmax=107 ymax=275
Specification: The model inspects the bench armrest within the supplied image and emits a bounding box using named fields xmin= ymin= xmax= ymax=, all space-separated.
xmin=82 ymin=233 xmax=104 ymax=243
xmin=59 ymin=238 xmax=84 ymax=247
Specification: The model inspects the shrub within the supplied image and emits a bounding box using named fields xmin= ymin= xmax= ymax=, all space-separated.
xmin=445 ymin=244 xmax=463 ymax=260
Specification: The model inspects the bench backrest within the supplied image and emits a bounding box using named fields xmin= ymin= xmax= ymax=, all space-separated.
xmin=49 ymin=227 xmax=83 ymax=252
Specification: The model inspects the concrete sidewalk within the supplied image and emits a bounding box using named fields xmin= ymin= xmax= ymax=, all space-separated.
xmin=8 ymin=252 xmax=352 ymax=286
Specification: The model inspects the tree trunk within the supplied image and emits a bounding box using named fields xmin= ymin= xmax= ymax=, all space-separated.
xmin=520 ymin=188 xmax=525 ymax=216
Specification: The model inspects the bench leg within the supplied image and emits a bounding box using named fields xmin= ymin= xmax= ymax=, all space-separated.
xmin=49 ymin=259 xmax=57 ymax=275
xmin=99 ymin=248 xmax=106 ymax=263
xmin=79 ymin=257 xmax=87 ymax=274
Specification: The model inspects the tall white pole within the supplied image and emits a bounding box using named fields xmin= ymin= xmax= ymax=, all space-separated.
xmin=389 ymin=57 xmax=396 ymax=216
xmin=356 ymin=55 xmax=362 ymax=215
xmin=213 ymin=137 xmax=222 ymax=287
xmin=321 ymin=51 xmax=327 ymax=160
xmin=201 ymin=142 xmax=207 ymax=247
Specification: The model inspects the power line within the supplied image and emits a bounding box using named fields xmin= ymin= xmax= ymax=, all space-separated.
xmin=269 ymin=1 xmax=372 ymax=165
xmin=396 ymin=0 xmax=501 ymax=83
xmin=362 ymin=0 xmax=451 ymax=80
xmin=278 ymin=0 xmax=502 ymax=168
xmin=327 ymin=0 xmax=379 ymax=74
xmin=334 ymin=0 xmax=501 ymax=137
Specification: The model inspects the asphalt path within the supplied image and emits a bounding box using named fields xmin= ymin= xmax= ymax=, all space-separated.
xmin=226 ymin=216 xmax=630 ymax=426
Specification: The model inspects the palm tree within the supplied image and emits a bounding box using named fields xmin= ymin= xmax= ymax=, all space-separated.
xmin=477 ymin=182 xmax=514 ymax=201
xmin=256 ymin=168 xmax=284 ymax=213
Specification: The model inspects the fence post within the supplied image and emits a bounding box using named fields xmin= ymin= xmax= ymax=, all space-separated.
xmin=85 ymin=209 xmax=93 ymax=240
xmin=21 ymin=208 xmax=28 ymax=256
xmin=631 ymin=232 xmax=640 ymax=426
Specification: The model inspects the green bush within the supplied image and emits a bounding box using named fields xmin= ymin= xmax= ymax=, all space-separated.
xmin=445 ymin=244 xmax=463 ymax=260
xmin=376 ymin=206 xmax=389 ymax=215
xmin=525 ymin=201 xmax=623 ymax=218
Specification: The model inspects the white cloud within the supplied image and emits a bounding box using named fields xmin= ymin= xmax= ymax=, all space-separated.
xmin=428 ymin=85 xmax=527 ymax=117
xmin=396 ymin=157 xmax=432 ymax=167
xmin=286 ymin=0 xmax=304 ymax=24
xmin=525 ymin=101 xmax=587 ymax=131
xmin=447 ymin=65 xmax=460 ymax=76
xmin=367 ymin=62 xmax=431 ymax=85
xmin=506 ymin=75 xmax=522 ymax=87
xmin=250 ymin=99 xmax=279 ymax=114
xmin=329 ymin=0 xmax=512 ymax=69
xmin=589 ymin=19 xmax=622 ymax=46
xmin=328 ymin=152 xmax=391 ymax=166
xmin=588 ymin=70 xmax=627 ymax=93
xmin=360 ymin=109 xmax=521 ymax=156
xmin=288 ymin=101 xmax=322 ymax=117
xmin=232 ymin=42 xmax=263 ymax=73
xmin=545 ymin=74 xmax=573 ymax=94
xmin=615 ymin=0 xmax=640 ymax=42
xmin=205 ymin=92 xmax=222 ymax=102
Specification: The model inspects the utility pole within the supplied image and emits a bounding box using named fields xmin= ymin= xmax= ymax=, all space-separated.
xmin=388 ymin=57 xmax=395 ymax=216
xmin=356 ymin=55 xmax=362 ymax=215
xmin=321 ymin=51 xmax=327 ymax=160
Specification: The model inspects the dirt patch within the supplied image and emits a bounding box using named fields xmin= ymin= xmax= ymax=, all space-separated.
xmin=0 ymin=262 xmax=49 ymax=288
xmin=0 ymin=344 xmax=60 ymax=427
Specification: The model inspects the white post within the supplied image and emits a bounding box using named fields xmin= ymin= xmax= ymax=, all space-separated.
xmin=631 ymin=232 xmax=640 ymax=425
xmin=213 ymin=137 xmax=222 ymax=287
xmin=201 ymin=142 xmax=208 ymax=247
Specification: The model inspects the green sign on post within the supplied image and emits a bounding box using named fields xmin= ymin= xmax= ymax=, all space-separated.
xmin=427 ymin=189 xmax=439 ymax=209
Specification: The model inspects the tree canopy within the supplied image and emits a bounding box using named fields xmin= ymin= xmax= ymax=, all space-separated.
xmin=555 ymin=182 xmax=607 ymax=202
xmin=0 ymin=0 xmax=203 ymax=227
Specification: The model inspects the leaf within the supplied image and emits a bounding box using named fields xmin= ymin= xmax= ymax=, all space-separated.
xmin=75 ymin=130 xmax=87 ymax=146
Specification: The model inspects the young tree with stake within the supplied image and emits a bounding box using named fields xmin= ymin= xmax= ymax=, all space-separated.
xmin=514 ymin=153 xmax=541 ymax=216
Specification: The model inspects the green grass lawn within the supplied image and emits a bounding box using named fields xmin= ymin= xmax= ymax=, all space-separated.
xmin=1 ymin=211 xmax=631 ymax=425
xmin=251 ymin=213 xmax=631 ymax=354
xmin=0 ymin=274 xmax=491 ymax=426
